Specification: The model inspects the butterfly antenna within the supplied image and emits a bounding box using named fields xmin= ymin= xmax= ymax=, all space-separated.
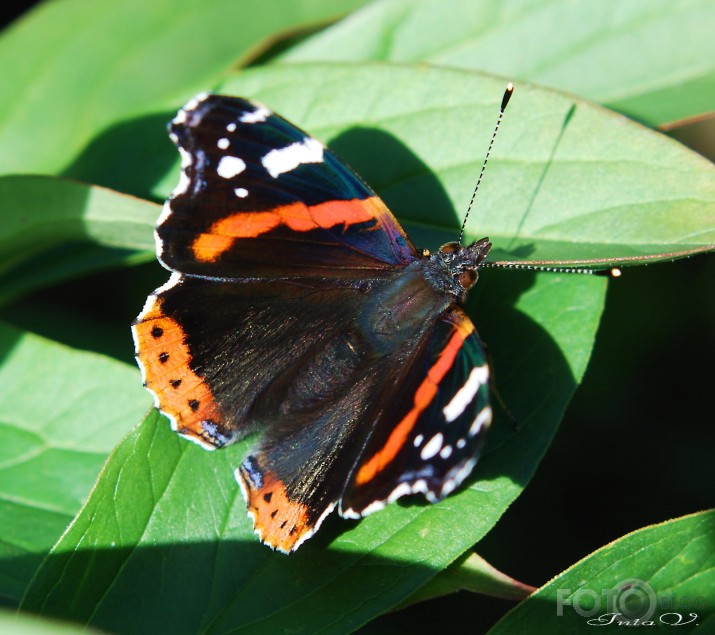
xmin=458 ymin=83 xmax=514 ymax=245
xmin=482 ymin=262 xmax=623 ymax=277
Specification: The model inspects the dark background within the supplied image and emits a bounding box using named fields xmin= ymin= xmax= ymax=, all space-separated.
xmin=2 ymin=3 xmax=713 ymax=633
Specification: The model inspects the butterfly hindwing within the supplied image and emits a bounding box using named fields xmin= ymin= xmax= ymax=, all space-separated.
xmin=232 ymin=303 xmax=492 ymax=551
xmin=340 ymin=307 xmax=493 ymax=518
xmin=158 ymin=94 xmax=419 ymax=279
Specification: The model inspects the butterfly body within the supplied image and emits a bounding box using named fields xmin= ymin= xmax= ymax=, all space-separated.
xmin=133 ymin=94 xmax=494 ymax=552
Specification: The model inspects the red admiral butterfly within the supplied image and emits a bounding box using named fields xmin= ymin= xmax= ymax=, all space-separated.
xmin=133 ymin=91 xmax=506 ymax=553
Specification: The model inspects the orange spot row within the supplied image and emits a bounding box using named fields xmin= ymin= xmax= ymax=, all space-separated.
xmin=133 ymin=297 xmax=223 ymax=446
xmin=355 ymin=316 xmax=475 ymax=485
xmin=191 ymin=197 xmax=380 ymax=262
xmin=239 ymin=467 xmax=312 ymax=553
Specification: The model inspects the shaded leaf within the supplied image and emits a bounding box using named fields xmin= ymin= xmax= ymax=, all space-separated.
xmin=0 ymin=176 xmax=158 ymax=302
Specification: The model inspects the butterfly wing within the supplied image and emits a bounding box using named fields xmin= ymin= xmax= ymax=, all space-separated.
xmin=158 ymin=94 xmax=419 ymax=279
xmin=133 ymin=273 xmax=384 ymax=449
xmin=234 ymin=305 xmax=492 ymax=552
xmin=340 ymin=307 xmax=493 ymax=518
xmin=134 ymin=275 xmax=491 ymax=551
xmin=133 ymin=269 xmax=420 ymax=552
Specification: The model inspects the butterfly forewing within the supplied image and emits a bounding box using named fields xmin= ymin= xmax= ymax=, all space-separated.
xmin=157 ymin=94 xmax=418 ymax=279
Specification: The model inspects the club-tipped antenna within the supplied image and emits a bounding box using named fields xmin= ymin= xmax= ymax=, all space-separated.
xmin=482 ymin=262 xmax=622 ymax=277
xmin=458 ymin=83 xmax=514 ymax=245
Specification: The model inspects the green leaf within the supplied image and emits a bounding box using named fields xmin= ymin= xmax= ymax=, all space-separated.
xmin=213 ymin=64 xmax=715 ymax=266
xmin=20 ymin=264 xmax=607 ymax=632
xmin=488 ymin=510 xmax=715 ymax=633
xmin=0 ymin=0 xmax=368 ymax=178
xmin=0 ymin=176 xmax=158 ymax=302
xmin=279 ymin=0 xmax=715 ymax=127
xmin=0 ymin=321 xmax=151 ymax=604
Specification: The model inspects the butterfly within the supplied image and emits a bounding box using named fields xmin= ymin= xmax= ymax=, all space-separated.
xmin=132 ymin=92 xmax=499 ymax=553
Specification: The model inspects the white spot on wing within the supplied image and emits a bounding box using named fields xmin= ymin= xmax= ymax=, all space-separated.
xmin=179 ymin=430 xmax=217 ymax=450
xmin=172 ymin=109 xmax=187 ymax=125
xmin=469 ymin=406 xmax=493 ymax=437
xmin=182 ymin=91 xmax=210 ymax=113
xmin=217 ymin=138 xmax=229 ymax=150
xmin=420 ymin=433 xmax=444 ymax=460
xmin=234 ymin=187 xmax=249 ymax=198
xmin=178 ymin=147 xmax=192 ymax=168
xmin=171 ymin=148 xmax=193 ymax=196
xmin=172 ymin=92 xmax=211 ymax=127
xmin=413 ymin=434 xmax=424 ymax=447
xmin=387 ymin=483 xmax=412 ymax=503
xmin=440 ymin=457 xmax=478 ymax=498
xmin=443 ymin=365 xmax=489 ymax=422
xmin=174 ymin=171 xmax=190 ymax=195
xmin=240 ymin=105 xmax=271 ymax=123
xmin=457 ymin=438 xmax=466 ymax=449
xmin=217 ymin=156 xmax=246 ymax=179
xmin=340 ymin=478 xmax=433 ymax=520
xmin=440 ymin=445 xmax=453 ymax=459
xmin=262 ymin=137 xmax=323 ymax=178
xmin=226 ymin=122 xmax=236 ymax=132
xmin=355 ymin=499 xmax=386 ymax=518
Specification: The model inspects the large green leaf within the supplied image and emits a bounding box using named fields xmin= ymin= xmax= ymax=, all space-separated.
xmin=214 ymin=64 xmax=714 ymax=266
xmin=0 ymin=322 xmax=151 ymax=604
xmin=0 ymin=0 xmax=368 ymax=177
xmin=489 ymin=510 xmax=715 ymax=633
xmin=279 ymin=0 xmax=715 ymax=127
xmin=21 ymin=268 xmax=607 ymax=632
xmin=0 ymin=176 xmax=158 ymax=303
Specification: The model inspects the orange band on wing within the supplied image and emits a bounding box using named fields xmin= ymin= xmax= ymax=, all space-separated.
xmin=191 ymin=197 xmax=380 ymax=262
xmin=133 ymin=296 xmax=224 ymax=447
xmin=238 ymin=467 xmax=313 ymax=554
xmin=355 ymin=317 xmax=475 ymax=485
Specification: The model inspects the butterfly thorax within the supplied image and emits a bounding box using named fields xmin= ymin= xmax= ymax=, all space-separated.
xmin=353 ymin=237 xmax=491 ymax=359
xmin=422 ymin=237 xmax=492 ymax=303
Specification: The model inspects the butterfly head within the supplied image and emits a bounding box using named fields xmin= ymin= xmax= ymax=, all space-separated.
xmin=435 ymin=237 xmax=492 ymax=296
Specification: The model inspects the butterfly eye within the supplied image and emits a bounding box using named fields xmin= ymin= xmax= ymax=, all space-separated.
xmin=440 ymin=241 xmax=462 ymax=255
xmin=458 ymin=270 xmax=477 ymax=290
